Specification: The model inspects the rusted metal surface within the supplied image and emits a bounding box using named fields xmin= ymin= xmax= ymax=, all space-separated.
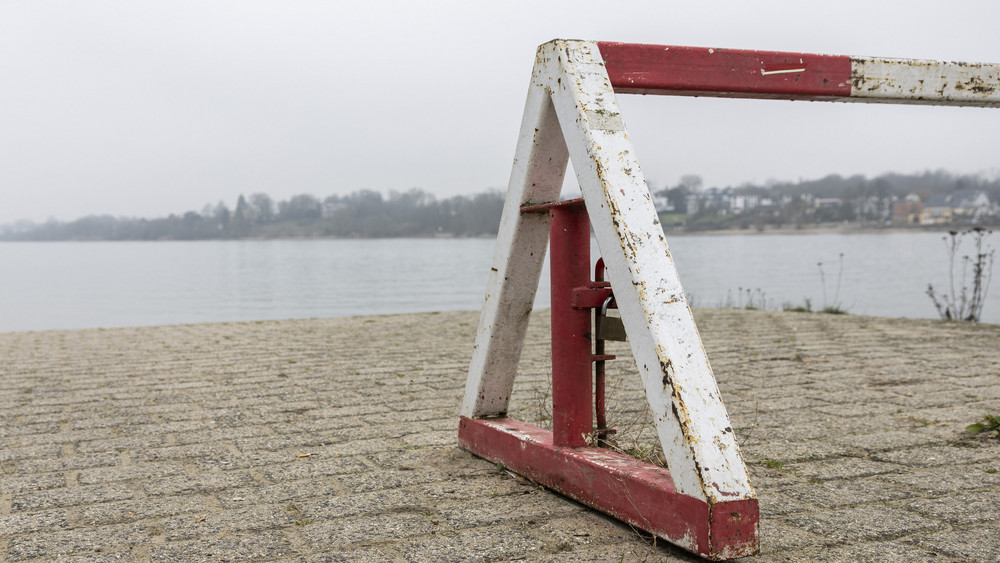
xmin=458 ymin=416 xmax=759 ymax=560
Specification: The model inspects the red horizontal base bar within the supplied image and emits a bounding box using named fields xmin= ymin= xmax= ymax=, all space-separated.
xmin=458 ymin=416 xmax=758 ymax=560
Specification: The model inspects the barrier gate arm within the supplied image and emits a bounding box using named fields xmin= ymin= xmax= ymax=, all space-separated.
xmin=598 ymin=42 xmax=1000 ymax=106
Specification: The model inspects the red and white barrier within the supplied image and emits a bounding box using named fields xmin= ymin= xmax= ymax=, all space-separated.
xmin=599 ymin=42 xmax=1000 ymax=106
xmin=460 ymin=40 xmax=999 ymax=560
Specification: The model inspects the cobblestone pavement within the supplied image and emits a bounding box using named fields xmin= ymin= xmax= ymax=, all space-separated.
xmin=1 ymin=309 xmax=998 ymax=562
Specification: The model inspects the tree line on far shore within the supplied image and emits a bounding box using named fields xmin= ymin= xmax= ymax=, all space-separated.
xmin=3 ymin=170 xmax=998 ymax=241
xmin=0 ymin=189 xmax=505 ymax=241
xmin=654 ymin=170 xmax=1000 ymax=231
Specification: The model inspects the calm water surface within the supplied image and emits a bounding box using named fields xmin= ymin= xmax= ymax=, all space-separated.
xmin=1 ymin=232 xmax=997 ymax=332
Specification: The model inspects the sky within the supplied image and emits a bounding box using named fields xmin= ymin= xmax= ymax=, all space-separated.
xmin=2 ymin=1 xmax=999 ymax=225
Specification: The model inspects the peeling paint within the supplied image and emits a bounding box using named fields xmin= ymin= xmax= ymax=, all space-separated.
xmin=850 ymin=56 xmax=1000 ymax=106
xmin=712 ymin=481 xmax=742 ymax=498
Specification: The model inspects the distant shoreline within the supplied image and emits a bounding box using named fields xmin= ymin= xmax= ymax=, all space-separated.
xmin=1 ymin=222 xmax=991 ymax=243
xmin=663 ymin=223 xmax=979 ymax=237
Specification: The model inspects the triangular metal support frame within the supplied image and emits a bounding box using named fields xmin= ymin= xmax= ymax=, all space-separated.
xmin=459 ymin=39 xmax=1000 ymax=560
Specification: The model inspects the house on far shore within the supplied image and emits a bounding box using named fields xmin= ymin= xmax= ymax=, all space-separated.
xmin=920 ymin=190 xmax=995 ymax=225
xmin=892 ymin=201 xmax=924 ymax=225
xmin=951 ymin=189 xmax=994 ymax=222
xmin=921 ymin=194 xmax=955 ymax=225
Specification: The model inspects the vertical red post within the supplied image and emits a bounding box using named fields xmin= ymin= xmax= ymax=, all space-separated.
xmin=549 ymin=202 xmax=592 ymax=447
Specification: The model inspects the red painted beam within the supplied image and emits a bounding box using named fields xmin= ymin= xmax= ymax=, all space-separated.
xmin=549 ymin=203 xmax=594 ymax=447
xmin=597 ymin=42 xmax=852 ymax=100
xmin=458 ymin=416 xmax=759 ymax=560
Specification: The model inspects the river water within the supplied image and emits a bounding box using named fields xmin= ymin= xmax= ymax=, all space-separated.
xmin=1 ymin=232 xmax=997 ymax=333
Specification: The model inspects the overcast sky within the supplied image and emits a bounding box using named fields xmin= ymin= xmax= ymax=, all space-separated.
xmin=2 ymin=1 xmax=999 ymax=225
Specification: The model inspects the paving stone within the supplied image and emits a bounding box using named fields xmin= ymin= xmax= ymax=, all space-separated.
xmin=785 ymin=506 xmax=942 ymax=543
xmin=11 ymin=484 xmax=135 ymax=512
xmin=0 ymin=422 xmax=63 ymax=438
xmin=55 ymin=550 xmax=142 ymax=562
xmin=128 ymin=443 xmax=225 ymax=463
xmin=400 ymin=429 xmax=457 ymax=448
xmin=903 ymin=492 xmax=1000 ymax=525
xmin=434 ymin=492 xmax=585 ymax=529
xmin=10 ymin=428 xmax=118 ymax=447
xmin=311 ymin=437 xmax=400 ymax=457
xmin=872 ymin=442 xmax=1000 ymax=467
xmin=0 ymin=444 xmax=64 ymax=463
xmin=812 ymin=401 xmax=908 ymax=418
xmin=215 ymin=479 xmax=344 ymax=510
xmin=336 ymin=468 xmax=444 ymax=494
xmin=297 ymin=513 xmax=439 ymax=551
xmin=538 ymin=542 xmax=696 ymax=562
xmin=187 ymin=450 xmax=298 ymax=472
xmin=742 ymin=440 xmax=856 ymax=463
xmin=142 ymin=469 xmax=256 ymax=497
xmin=911 ymin=404 xmax=996 ymax=423
xmin=361 ymin=408 xmax=447 ymax=426
xmin=418 ymin=474 xmax=536 ymax=501
xmin=884 ymin=463 xmax=1000 ymax=494
xmin=830 ymin=430 xmax=950 ymax=452
xmin=231 ymin=434 xmax=332 ymax=453
xmin=9 ymin=453 xmax=122 ymax=474
xmin=397 ymin=526 xmax=547 ymax=562
xmin=76 ymin=436 xmax=166 ymax=455
xmin=81 ymin=494 xmax=214 ymax=525
xmin=5 ymin=522 xmax=149 ymax=561
xmin=297 ymin=489 xmax=431 ymax=521
xmin=794 ymin=541 xmax=945 ymax=562
xmin=909 ymin=526 xmax=1000 ymax=562
xmin=758 ymin=518 xmax=827 ymax=553
xmin=0 ymin=472 xmax=67 ymax=495
xmin=148 ymin=529 xmax=296 ymax=561
xmin=746 ymin=423 xmax=835 ymax=443
xmin=258 ymin=456 xmax=369 ymax=482
xmin=123 ymin=420 xmax=218 ymax=437
xmin=368 ymin=447 xmax=494 ymax=479
xmin=159 ymin=502 xmax=296 ymax=541
xmin=76 ymin=462 xmax=186 ymax=485
xmin=777 ymin=476 xmax=917 ymax=509
xmin=278 ymin=546 xmax=399 ymax=562
xmin=170 ymin=425 xmax=270 ymax=446
xmin=0 ymin=509 xmax=70 ymax=535
xmin=535 ymin=512 xmax=648 ymax=548
xmin=879 ymin=388 xmax=974 ymax=409
xmin=786 ymin=457 xmax=905 ymax=482
xmin=70 ymin=415 xmax=158 ymax=431
xmin=756 ymin=490 xmax=816 ymax=517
